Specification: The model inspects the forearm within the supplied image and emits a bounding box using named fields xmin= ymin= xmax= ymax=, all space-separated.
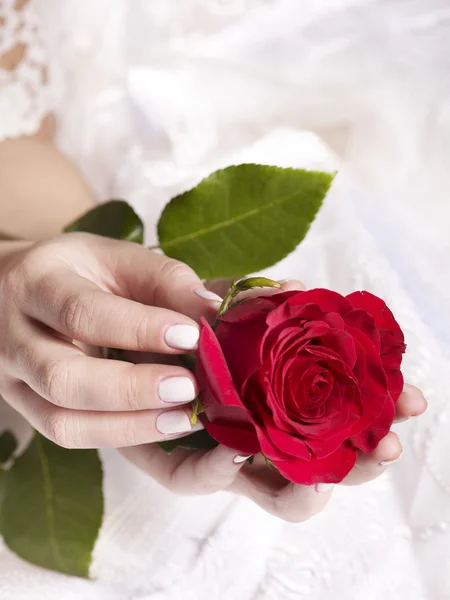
xmin=0 ymin=136 xmax=95 ymax=240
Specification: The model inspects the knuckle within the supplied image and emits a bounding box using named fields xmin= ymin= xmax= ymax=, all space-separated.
xmin=193 ymin=459 xmax=232 ymax=494
xmin=122 ymin=366 xmax=141 ymax=411
xmin=153 ymin=258 xmax=196 ymax=304
xmin=273 ymin=489 xmax=326 ymax=523
xmin=160 ymin=258 xmax=194 ymax=281
xmin=41 ymin=411 xmax=71 ymax=448
xmin=133 ymin=313 xmax=155 ymax=351
xmin=37 ymin=359 xmax=69 ymax=406
xmin=20 ymin=243 xmax=60 ymax=284
xmin=59 ymin=292 xmax=94 ymax=337
xmin=120 ymin=417 xmax=141 ymax=447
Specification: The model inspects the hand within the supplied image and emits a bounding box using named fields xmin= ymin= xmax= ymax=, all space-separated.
xmin=0 ymin=233 xmax=223 ymax=448
xmin=120 ymin=279 xmax=427 ymax=522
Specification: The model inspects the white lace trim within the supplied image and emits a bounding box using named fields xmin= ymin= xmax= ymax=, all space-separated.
xmin=0 ymin=0 xmax=55 ymax=139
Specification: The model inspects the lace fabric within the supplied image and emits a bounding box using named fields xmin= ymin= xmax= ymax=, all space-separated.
xmin=0 ymin=0 xmax=56 ymax=139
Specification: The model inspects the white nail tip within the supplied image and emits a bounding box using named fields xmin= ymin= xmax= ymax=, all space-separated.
xmin=156 ymin=410 xmax=192 ymax=434
xmin=194 ymin=288 xmax=223 ymax=303
xmin=158 ymin=377 xmax=197 ymax=403
xmin=315 ymin=483 xmax=335 ymax=493
xmin=233 ymin=455 xmax=252 ymax=464
xmin=165 ymin=325 xmax=199 ymax=350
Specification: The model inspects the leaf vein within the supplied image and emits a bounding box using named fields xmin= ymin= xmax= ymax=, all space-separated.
xmin=162 ymin=188 xmax=308 ymax=248
xmin=36 ymin=436 xmax=67 ymax=572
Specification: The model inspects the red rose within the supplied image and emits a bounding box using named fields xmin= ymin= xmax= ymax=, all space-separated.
xmin=196 ymin=288 xmax=406 ymax=485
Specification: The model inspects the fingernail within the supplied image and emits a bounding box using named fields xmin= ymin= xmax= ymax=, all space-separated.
xmin=194 ymin=288 xmax=223 ymax=303
xmin=165 ymin=325 xmax=199 ymax=350
xmin=315 ymin=483 xmax=334 ymax=493
xmin=158 ymin=377 xmax=197 ymax=403
xmin=379 ymin=451 xmax=403 ymax=467
xmin=233 ymin=455 xmax=252 ymax=464
xmin=156 ymin=410 xmax=193 ymax=434
xmin=278 ymin=279 xmax=290 ymax=284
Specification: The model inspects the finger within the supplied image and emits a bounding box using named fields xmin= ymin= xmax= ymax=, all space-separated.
xmin=120 ymin=444 xmax=250 ymax=495
xmin=22 ymin=269 xmax=202 ymax=352
xmin=16 ymin=332 xmax=198 ymax=411
xmin=342 ymin=431 xmax=403 ymax=486
xmin=6 ymin=381 xmax=202 ymax=448
xmin=231 ymin=464 xmax=332 ymax=522
xmin=96 ymin=239 xmax=223 ymax=322
xmin=394 ymin=384 xmax=428 ymax=422
xmin=279 ymin=279 xmax=306 ymax=292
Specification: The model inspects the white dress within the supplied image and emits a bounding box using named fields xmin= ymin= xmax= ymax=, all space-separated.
xmin=1 ymin=1 xmax=450 ymax=598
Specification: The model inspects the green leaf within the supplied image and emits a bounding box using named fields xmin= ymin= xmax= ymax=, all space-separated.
xmin=157 ymin=430 xmax=219 ymax=454
xmin=178 ymin=353 xmax=197 ymax=372
xmin=0 ymin=431 xmax=17 ymax=465
xmin=0 ymin=470 xmax=5 ymax=511
xmin=64 ymin=199 xmax=144 ymax=244
xmin=0 ymin=434 xmax=103 ymax=578
xmin=158 ymin=164 xmax=334 ymax=279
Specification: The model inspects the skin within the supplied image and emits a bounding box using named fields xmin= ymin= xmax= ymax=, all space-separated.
xmin=0 ymin=15 xmax=427 ymax=520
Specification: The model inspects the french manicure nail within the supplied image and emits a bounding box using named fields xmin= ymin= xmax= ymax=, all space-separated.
xmin=158 ymin=377 xmax=197 ymax=403
xmin=165 ymin=325 xmax=199 ymax=350
xmin=156 ymin=410 xmax=193 ymax=434
xmin=194 ymin=288 xmax=223 ymax=303
xmin=315 ymin=483 xmax=334 ymax=493
xmin=233 ymin=455 xmax=252 ymax=464
xmin=379 ymin=451 xmax=403 ymax=467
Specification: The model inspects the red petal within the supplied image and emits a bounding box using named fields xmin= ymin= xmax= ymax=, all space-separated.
xmin=344 ymin=309 xmax=381 ymax=352
xmin=215 ymin=316 xmax=267 ymax=396
xmin=218 ymin=295 xmax=280 ymax=324
xmin=196 ymin=318 xmax=254 ymax=429
xmin=343 ymin=326 xmax=389 ymax=436
xmin=266 ymin=289 xmax=352 ymax=327
xmin=350 ymin=394 xmax=395 ymax=452
xmin=273 ymin=443 xmax=358 ymax=485
xmin=256 ymin=420 xmax=312 ymax=461
xmin=346 ymin=292 xmax=406 ymax=364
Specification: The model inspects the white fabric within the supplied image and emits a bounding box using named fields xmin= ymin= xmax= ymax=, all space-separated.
xmin=1 ymin=0 xmax=450 ymax=598
xmin=0 ymin=0 xmax=58 ymax=138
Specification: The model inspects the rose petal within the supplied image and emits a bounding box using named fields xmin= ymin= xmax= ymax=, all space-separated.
xmin=350 ymin=393 xmax=396 ymax=452
xmin=206 ymin=423 xmax=261 ymax=455
xmin=323 ymin=312 xmax=346 ymax=330
xmin=273 ymin=443 xmax=358 ymax=485
xmin=257 ymin=421 xmax=312 ymax=461
xmin=343 ymin=326 xmax=389 ymax=436
xmin=344 ymin=309 xmax=381 ymax=352
xmin=218 ymin=295 xmax=280 ymax=324
xmin=346 ymin=291 xmax=406 ymax=361
xmin=197 ymin=318 xmax=254 ymax=429
xmin=215 ymin=316 xmax=267 ymax=396
xmin=266 ymin=289 xmax=353 ymax=328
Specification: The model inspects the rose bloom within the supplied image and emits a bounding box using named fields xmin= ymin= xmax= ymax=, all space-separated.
xmin=196 ymin=289 xmax=406 ymax=485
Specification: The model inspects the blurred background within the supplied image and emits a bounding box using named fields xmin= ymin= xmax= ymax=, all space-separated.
xmin=1 ymin=1 xmax=450 ymax=598
xmin=44 ymin=0 xmax=450 ymax=350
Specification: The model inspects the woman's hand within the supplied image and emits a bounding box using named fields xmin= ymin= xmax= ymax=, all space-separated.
xmin=0 ymin=233 xmax=223 ymax=448
xmin=120 ymin=279 xmax=427 ymax=522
